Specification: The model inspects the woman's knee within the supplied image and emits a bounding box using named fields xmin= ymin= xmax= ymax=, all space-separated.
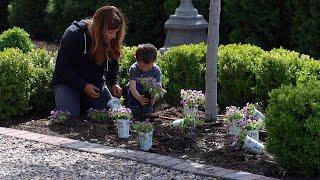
xmin=54 ymin=84 xmax=80 ymax=117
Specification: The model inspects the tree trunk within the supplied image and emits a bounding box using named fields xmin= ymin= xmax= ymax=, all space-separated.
xmin=205 ymin=0 xmax=221 ymax=121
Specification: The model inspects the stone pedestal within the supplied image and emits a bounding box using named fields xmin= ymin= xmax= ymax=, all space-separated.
xmin=160 ymin=0 xmax=208 ymax=53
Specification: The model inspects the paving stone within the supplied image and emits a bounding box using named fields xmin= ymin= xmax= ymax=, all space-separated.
xmin=213 ymin=169 xmax=238 ymax=177
xmin=144 ymin=155 xmax=173 ymax=166
xmin=205 ymin=165 xmax=225 ymax=175
xmin=3 ymin=129 xmax=28 ymax=136
xmin=184 ymin=166 xmax=212 ymax=176
xmin=171 ymin=161 xmax=194 ymax=171
xmin=157 ymin=158 xmax=185 ymax=168
xmin=135 ymin=152 xmax=161 ymax=162
xmin=236 ymin=174 xmax=270 ymax=180
xmin=221 ymin=171 xmax=253 ymax=180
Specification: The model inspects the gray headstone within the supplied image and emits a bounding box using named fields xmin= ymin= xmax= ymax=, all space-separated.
xmin=160 ymin=0 xmax=208 ymax=53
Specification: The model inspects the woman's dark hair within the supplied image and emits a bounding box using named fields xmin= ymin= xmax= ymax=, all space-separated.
xmin=85 ymin=6 xmax=126 ymax=64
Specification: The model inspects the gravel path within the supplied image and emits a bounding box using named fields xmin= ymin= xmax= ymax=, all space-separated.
xmin=0 ymin=135 xmax=214 ymax=180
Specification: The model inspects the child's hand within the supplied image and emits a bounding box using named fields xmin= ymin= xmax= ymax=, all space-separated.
xmin=151 ymin=98 xmax=156 ymax=106
xmin=138 ymin=95 xmax=149 ymax=107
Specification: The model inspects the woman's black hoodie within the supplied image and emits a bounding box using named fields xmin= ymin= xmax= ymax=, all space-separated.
xmin=52 ymin=20 xmax=120 ymax=91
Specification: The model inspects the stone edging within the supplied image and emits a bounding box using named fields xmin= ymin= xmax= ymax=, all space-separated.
xmin=0 ymin=127 xmax=277 ymax=180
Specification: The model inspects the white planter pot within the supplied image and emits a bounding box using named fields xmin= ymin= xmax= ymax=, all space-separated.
xmin=230 ymin=123 xmax=240 ymax=136
xmin=183 ymin=107 xmax=198 ymax=117
xmin=139 ymin=130 xmax=153 ymax=151
xmin=172 ymin=118 xmax=184 ymax=127
xmin=117 ymin=119 xmax=130 ymax=138
xmin=243 ymin=135 xmax=264 ymax=154
xmin=107 ymin=98 xmax=122 ymax=110
xmin=247 ymin=129 xmax=259 ymax=141
xmin=252 ymin=109 xmax=265 ymax=121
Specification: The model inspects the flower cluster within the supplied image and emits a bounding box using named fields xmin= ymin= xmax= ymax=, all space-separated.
xmin=225 ymin=103 xmax=264 ymax=130
xmin=109 ymin=107 xmax=132 ymax=120
xmin=139 ymin=77 xmax=166 ymax=99
xmin=182 ymin=115 xmax=203 ymax=131
xmin=131 ymin=120 xmax=154 ymax=133
xmin=225 ymin=106 xmax=243 ymax=123
xmin=180 ymin=89 xmax=205 ymax=109
xmin=48 ymin=110 xmax=70 ymax=125
xmin=87 ymin=108 xmax=110 ymax=121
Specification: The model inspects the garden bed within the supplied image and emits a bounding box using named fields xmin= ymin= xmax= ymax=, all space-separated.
xmin=0 ymin=107 xmax=291 ymax=179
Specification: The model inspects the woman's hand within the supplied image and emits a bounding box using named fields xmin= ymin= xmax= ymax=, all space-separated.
xmin=138 ymin=95 xmax=149 ymax=107
xmin=84 ymin=84 xmax=100 ymax=99
xmin=112 ymin=84 xmax=122 ymax=98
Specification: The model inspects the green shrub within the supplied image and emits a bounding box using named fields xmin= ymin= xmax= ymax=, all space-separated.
xmin=296 ymin=56 xmax=320 ymax=85
xmin=119 ymin=46 xmax=137 ymax=88
xmin=28 ymin=49 xmax=55 ymax=113
xmin=8 ymin=0 xmax=49 ymax=39
xmin=266 ymin=80 xmax=320 ymax=176
xmin=0 ymin=0 xmax=10 ymax=32
xmin=159 ymin=43 xmax=206 ymax=105
xmin=218 ymin=44 xmax=263 ymax=108
xmin=46 ymin=0 xmax=106 ymax=40
xmin=269 ymin=48 xmax=307 ymax=85
xmin=0 ymin=48 xmax=32 ymax=120
xmin=0 ymin=27 xmax=33 ymax=53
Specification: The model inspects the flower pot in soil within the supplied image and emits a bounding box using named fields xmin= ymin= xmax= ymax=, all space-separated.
xmin=107 ymin=97 xmax=122 ymax=110
xmin=139 ymin=130 xmax=153 ymax=151
xmin=242 ymin=135 xmax=264 ymax=154
xmin=183 ymin=106 xmax=198 ymax=118
xmin=252 ymin=109 xmax=265 ymax=121
xmin=246 ymin=129 xmax=259 ymax=141
xmin=230 ymin=122 xmax=240 ymax=136
xmin=116 ymin=119 xmax=130 ymax=138
xmin=172 ymin=118 xmax=184 ymax=127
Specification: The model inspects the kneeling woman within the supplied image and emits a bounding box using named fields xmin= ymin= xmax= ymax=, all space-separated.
xmin=52 ymin=6 xmax=126 ymax=117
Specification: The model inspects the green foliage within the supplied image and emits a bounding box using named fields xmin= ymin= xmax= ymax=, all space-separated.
xmin=110 ymin=0 xmax=168 ymax=47
xmin=289 ymin=1 xmax=320 ymax=59
xmin=222 ymin=0 xmax=291 ymax=50
xmin=159 ymin=43 xmax=206 ymax=105
xmin=218 ymin=44 xmax=263 ymax=108
xmin=0 ymin=48 xmax=32 ymax=120
xmin=27 ymin=49 xmax=55 ymax=113
xmin=0 ymin=0 xmax=10 ymax=32
xmin=119 ymin=46 xmax=137 ymax=88
xmin=266 ymin=80 xmax=320 ymax=176
xmin=46 ymin=0 xmax=106 ymax=40
xmin=0 ymin=27 xmax=33 ymax=53
xmin=8 ymin=0 xmax=49 ymax=38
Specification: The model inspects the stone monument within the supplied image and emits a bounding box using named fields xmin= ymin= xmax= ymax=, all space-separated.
xmin=160 ymin=0 xmax=208 ymax=53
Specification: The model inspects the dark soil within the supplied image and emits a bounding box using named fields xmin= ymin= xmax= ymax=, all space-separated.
xmin=2 ymin=107 xmax=317 ymax=179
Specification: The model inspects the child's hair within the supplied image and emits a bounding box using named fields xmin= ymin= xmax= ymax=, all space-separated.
xmin=135 ymin=43 xmax=157 ymax=64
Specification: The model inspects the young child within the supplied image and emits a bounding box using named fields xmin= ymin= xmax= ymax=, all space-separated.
xmin=127 ymin=43 xmax=162 ymax=117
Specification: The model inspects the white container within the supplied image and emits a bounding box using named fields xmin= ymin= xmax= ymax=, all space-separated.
xmin=139 ymin=130 xmax=153 ymax=151
xmin=117 ymin=119 xmax=130 ymax=138
xmin=183 ymin=107 xmax=198 ymax=117
xmin=247 ymin=129 xmax=259 ymax=141
xmin=172 ymin=118 xmax=184 ymax=127
xmin=243 ymin=135 xmax=264 ymax=154
xmin=230 ymin=123 xmax=240 ymax=136
xmin=107 ymin=98 xmax=122 ymax=110
xmin=252 ymin=109 xmax=265 ymax=121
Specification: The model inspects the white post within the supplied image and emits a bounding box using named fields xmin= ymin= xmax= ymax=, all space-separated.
xmin=205 ymin=0 xmax=221 ymax=121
